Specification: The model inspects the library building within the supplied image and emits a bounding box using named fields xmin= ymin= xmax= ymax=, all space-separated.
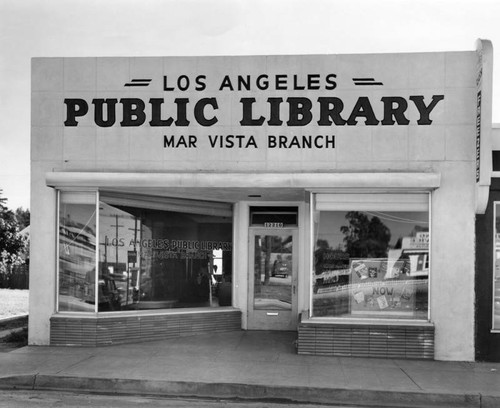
xmin=29 ymin=39 xmax=499 ymax=361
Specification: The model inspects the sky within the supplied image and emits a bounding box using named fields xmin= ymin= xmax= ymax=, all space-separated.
xmin=1 ymin=0 xmax=499 ymax=210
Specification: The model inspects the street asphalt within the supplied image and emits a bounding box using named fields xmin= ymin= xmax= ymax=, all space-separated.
xmin=0 ymin=329 xmax=499 ymax=407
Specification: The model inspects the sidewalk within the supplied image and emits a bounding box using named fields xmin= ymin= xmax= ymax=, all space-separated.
xmin=0 ymin=330 xmax=499 ymax=407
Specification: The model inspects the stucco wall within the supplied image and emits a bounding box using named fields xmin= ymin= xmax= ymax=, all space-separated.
xmin=30 ymin=51 xmax=477 ymax=360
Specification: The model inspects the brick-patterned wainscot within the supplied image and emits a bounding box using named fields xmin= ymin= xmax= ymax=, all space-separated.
xmin=50 ymin=309 xmax=242 ymax=346
xmin=298 ymin=319 xmax=434 ymax=359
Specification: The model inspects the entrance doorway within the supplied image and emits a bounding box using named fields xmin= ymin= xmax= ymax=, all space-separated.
xmin=247 ymin=228 xmax=298 ymax=330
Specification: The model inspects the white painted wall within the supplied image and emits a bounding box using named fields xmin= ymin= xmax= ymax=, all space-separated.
xmin=30 ymin=50 xmax=478 ymax=360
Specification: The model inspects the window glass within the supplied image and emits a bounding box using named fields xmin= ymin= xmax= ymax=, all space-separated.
xmin=58 ymin=192 xmax=97 ymax=312
xmin=313 ymin=208 xmax=429 ymax=320
xmin=493 ymin=203 xmax=500 ymax=330
xmin=97 ymin=200 xmax=233 ymax=311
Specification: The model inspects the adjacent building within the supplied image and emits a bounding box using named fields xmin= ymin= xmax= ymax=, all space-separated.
xmin=476 ymin=122 xmax=500 ymax=362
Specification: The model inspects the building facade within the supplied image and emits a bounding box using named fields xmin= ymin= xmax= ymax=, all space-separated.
xmin=30 ymin=40 xmax=494 ymax=361
xmin=476 ymin=122 xmax=500 ymax=363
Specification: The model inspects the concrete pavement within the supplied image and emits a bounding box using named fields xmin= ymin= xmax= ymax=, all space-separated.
xmin=0 ymin=330 xmax=499 ymax=407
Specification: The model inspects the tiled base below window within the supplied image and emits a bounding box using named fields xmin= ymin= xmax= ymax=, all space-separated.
xmin=50 ymin=309 xmax=242 ymax=346
xmin=297 ymin=321 xmax=434 ymax=359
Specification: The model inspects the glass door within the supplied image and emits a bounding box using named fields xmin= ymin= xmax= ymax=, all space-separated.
xmin=247 ymin=228 xmax=298 ymax=330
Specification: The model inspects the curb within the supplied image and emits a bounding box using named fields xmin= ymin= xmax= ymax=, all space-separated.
xmin=0 ymin=315 xmax=28 ymax=342
xmin=2 ymin=374 xmax=499 ymax=408
xmin=0 ymin=314 xmax=28 ymax=325
xmin=0 ymin=327 xmax=26 ymax=341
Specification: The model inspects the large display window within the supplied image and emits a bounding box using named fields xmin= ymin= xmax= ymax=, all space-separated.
xmin=312 ymin=193 xmax=430 ymax=320
xmin=58 ymin=191 xmax=97 ymax=312
xmin=57 ymin=191 xmax=233 ymax=313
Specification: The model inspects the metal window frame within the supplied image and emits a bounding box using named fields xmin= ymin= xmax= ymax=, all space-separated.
xmin=55 ymin=189 xmax=99 ymax=314
xmin=308 ymin=191 xmax=432 ymax=324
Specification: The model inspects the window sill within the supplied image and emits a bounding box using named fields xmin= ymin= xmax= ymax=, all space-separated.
xmin=301 ymin=315 xmax=433 ymax=327
xmin=53 ymin=306 xmax=239 ymax=319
